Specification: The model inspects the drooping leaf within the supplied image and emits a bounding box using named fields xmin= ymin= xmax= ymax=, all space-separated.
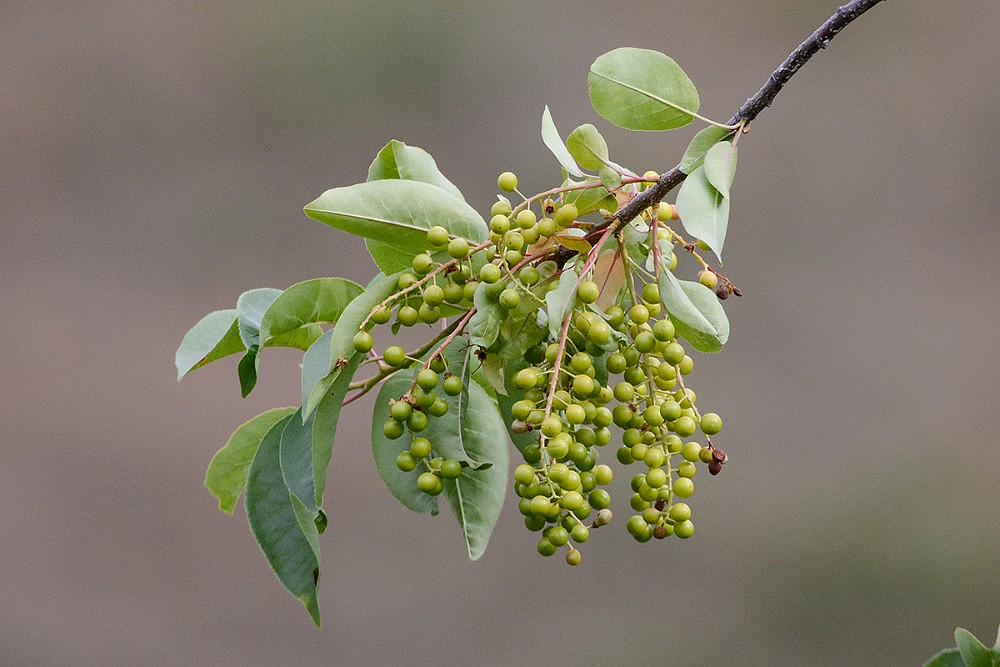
xmin=257 ymin=278 xmax=364 ymax=365
xmin=175 ymin=310 xmax=244 ymax=380
xmin=541 ymin=106 xmax=585 ymax=178
xmin=237 ymin=288 xmax=283 ymax=350
xmin=367 ymin=139 xmax=465 ymax=201
xmin=588 ymin=47 xmax=700 ymax=131
xmin=703 ymin=141 xmax=738 ymax=199
xmin=302 ymin=272 xmax=402 ymax=417
xmin=245 ymin=415 xmax=322 ymax=626
xmin=237 ymin=351 xmax=259 ymax=398
xmin=679 ymin=126 xmax=731 ymax=174
xmin=546 ymin=265 xmax=579 ymax=339
xmin=675 ymin=165 xmax=730 ymax=260
xmin=479 ymin=352 xmax=507 ymax=396
xmin=279 ymin=408 xmax=318 ymax=513
xmin=497 ymin=283 xmax=548 ymax=362
xmin=658 ymin=271 xmax=729 ymax=353
xmin=437 ymin=345 xmax=509 ymax=560
xmin=371 ymin=372 xmax=439 ymax=515
xmin=470 ymin=283 xmax=503 ymax=349
xmin=593 ymin=248 xmax=626 ymax=311
xmin=311 ymin=353 xmax=363 ymax=508
xmin=304 ymin=180 xmax=487 ymax=274
xmin=956 ymin=628 xmax=993 ymax=667
xmin=566 ymin=124 xmax=609 ymax=170
xmin=553 ymin=232 xmax=593 ymax=255
xmin=204 ymin=407 xmax=297 ymax=515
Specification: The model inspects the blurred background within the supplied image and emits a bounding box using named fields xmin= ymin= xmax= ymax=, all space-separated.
xmin=3 ymin=1 xmax=1000 ymax=664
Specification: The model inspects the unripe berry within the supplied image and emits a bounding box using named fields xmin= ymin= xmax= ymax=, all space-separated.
xmin=409 ymin=437 xmax=432 ymax=459
xmin=499 ymin=288 xmax=520 ymax=310
xmin=700 ymin=413 xmax=722 ymax=435
xmin=537 ymin=217 xmax=556 ymax=237
xmin=397 ymin=305 xmax=419 ymax=327
xmin=554 ymin=203 xmax=578 ymax=228
xmin=513 ymin=367 xmax=539 ymax=389
xmin=646 ymin=467 xmax=668 ymax=488
xmin=426 ymin=225 xmax=450 ymax=247
xmin=698 ymin=270 xmax=719 ymax=289
xmin=352 ymin=331 xmax=374 ymax=353
xmin=641 ymin=282 xmax=660 ymax=305
xmin=390 ymin=400 xmax=413 ymax=422
xmin=540 ymin=416 xmax=562 ymax=438
xmin=498 ymin=171 xmax=518 ymax=192
xmin=383 ymin=419 xmax=405 ymax=440
xmin=673 ymin=477 xmax=695 ymax=498
xmin=442 ymin=374 xmax=463 ymax=396
xmin=677 ymin=461 xmax=697 ymax=478
xmin=664 ymin=342 xmax=685 ymax=365
xmin=491 ymin=200 xmax=512 ymax=216
xmin=518 ymin=266 xmax=540 ymax=286
xmin=412 ymin=253 xmax=434 ymax=275
xmin=572 ymin=374 xmax=595 ymax=398
xmin=681 ymin=441 xmax=702 ymax=462
xmin=417 ymin=303 xmax=440 ymax=324
xmin=674 ymin=519 xmax=694 ymax=539
xmin=673 ymin=416 xmax=697 ymax=437
xmin=396 ymin=451 xmax=417 ymax=472
xmin=406 ymin=410 xmax=428 ymax=432
xmin=514 ymin=463 xmax=537 ymax=485
xmin=447 ymin=238 xmax=469 ymax=259
xmin=652 ymin=318 xmax=675 ymax=342
xmin=490 ymin=214 xmax=510 ymax=235
xmin=536 ymin=537 xmax=557 ymax=557
xmin=440 ymin=459 xmax=463 ymax=479
xmin=417 ymin=472 xmax=442 ymax=495
xmin=529 ymin=495 xmax=551 ymax=516
xmin=384 ymin=345 xmax=407 ymax=367
xmin=678 ymin=355 xmax=695 ymax=375
xmin=422 ymin=284 xmax=444 ymax=306
xmin=516 ymin=209 xmax=537 ymax=229
xmin=577 ymin=280 xmax=600 ymax=304
xmin=629 ymin=304 xmax=650 ymax=324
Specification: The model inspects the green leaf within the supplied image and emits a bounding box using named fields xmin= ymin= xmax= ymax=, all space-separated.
xmin=237 ymin=288 xmax=283 ymax=350
xmin=675 ymin=165 xmax=730 ymax=260
xmin=302 ymin=272 xmax=402 ymax=417
xmin=994 ymin=624 xmax=1000 ymax=651
xmin=245 ymin=415 xmax=322 ymax=626
xmin=436 ymin=344 xmax=509 ymax=559
xmin=546 ymin=265 xmax=579 ymax=339
xmin=279 ymin=408 xmax=317 ymax=513
xmin=367 ymin=139 xmax=465 ymax=201
xmin=923 ymin=648 xmax=966 ymax=667
xmin=658 ymin=271 xmax=729 ymax=353
xmin=175 ymin=309 xmax=244 ymax=380
xmin=371 ymin=372 xmax=440 ymax=515
xmin=310 ymin=353 xmax=363 ymax=508
xmin=479 ymin=352 xmax=507 ymax=396
xmin=304 ymin=180 xmax=487 ymax=274
xmin=237 ymin=351 xmax=258 ymax=398
xmin=703 ymin=141 xmax=738 ymax=199
xmin=564 ymin=182 xmax=618 ymax=217
xmin=541 ymin=106 xmax=585 ymax=178
xmin=204 ymin=407 xmax=297 ymax=515
xmin=956 ymin=628 xmax=994 ymax=667
xmin=470 ymin=283 xmax=503 ymax=349
xmin=258 ymin=278 xmax=364 ymax=360
xmin=566 ymin=124 xmax=609 ymax=171
xmin=588 ymin=47 xmax=700 ymax=131
xmin=679 ymin=126 xmax=731 ymax=174
xmin=599 ymin=165 xmax=622 ymax=191
xmin=495 ymin=357 xmax=535 ymax=453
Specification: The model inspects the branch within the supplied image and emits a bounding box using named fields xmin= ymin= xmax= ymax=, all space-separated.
xmin=554 ymin=0 xmax=888 ymax=264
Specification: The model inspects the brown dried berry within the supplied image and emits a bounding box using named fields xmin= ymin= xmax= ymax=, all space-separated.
xmin=712 ymin=448 xmax=728 ymax=464
xmin=708 ymin=461 xmax=723 ymax=475
xmin=715 ymin=283 xmax=730 ymax=300
xmin=654 ymin=499 xmax=666 ymax=511
xmin=732 ymin=286 xmax=743 ymax=297
xmin=653 ymin=524 xmax=670 ymax=539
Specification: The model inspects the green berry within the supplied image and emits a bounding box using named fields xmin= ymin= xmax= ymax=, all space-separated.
xmin=577 ymin=280 xmax=600 ymax=304
xmin=614 ymin=381 xmax=635 ymax=402
xmin=606 ymin=352 xmax=627 ymax=374
xmin=499 ymin=288 xmax=520 ymax=309
xmin=448 ymin=238 xmax=469 ymax=259
xmin=674 ymin=519 xmax=694 ymax=539
xmin=629 ymin=304 xmax=650 ymax=324
xmin=537 ymin=217 xmax=556 ymax=237
xmin=396 ymin=451 xmax=417 ymax=472
xmin=700 ymin=413 xmax=722 ymax=435
xmin=646 ymin=467 xmax=668 ymax=488
xmin=652 ymin=319 xmax=675 ymax=341
xmin=427 ymin=225 xmax=450 ymax=247
xmin=678 ymin=355 xmax=694 ymax=375
xmin=383 ymin=419 xmax=405 ymax=440
xmin=677 ymin=461 xmax=697 ymax=478
xmin=418 ymin=303 xmax=440 ymax=324
xmin=698 ymin=270 xmax=719 ymax=289
xmin=416 ymin=369 xmax=439 ymax=391
xmin=541 ymin=416 xmax=562 ymax=438
xmin=641 ymin=282 xmax=660 ymax=304
xmin=673 ymin=416 xmax=697 ymax=437
xmin=390 ymin=400 xmax=412 ymax=422
xmin=427 ymin=397 xmax=448 ymax=418
xmin=681 ymin=441 xmax=702 ymax=462
xmin=663 ymin=342 xmax=685 ymax=365
xmin=634 ymin=331 xmax=656 ymax=353
xmin=589 ymin=489 xmax=611 ymax=509
xmin=440 ymin=459 xmax=463 ymax=479
xmin=422 ymin=284 xmax=444 ymax=306
xmin=673 ymin=477 xmax=695 ymax=498
xmin=514 ymin=367 xmax=539 ymax=389
xmin=537 ymin=537 xmax=557 ymax=557
xmin=407 ymin=410 xmax=428 ymax=432
xmin=516 ymin=209 xmax=537 ymax=229
xmin=660 ymin=400 xmax=682 ymax=421
xmin=397 ymin=305 xmax=419 ymax=327
xmin=412 ymin=253 xmax=434 ymax=274
xmin=572 ymin=374 xmax=595 ymax=398
xmin=514 ymin=463 xmax=536 ymax=485
xmin=491 ymin=200 xmax=512 ymax=216
xmin=371 ymin=307 xmax=392 ymax=325
xmin=553 ymin=203 xmax=578 ymax=228
xmin=440 ymin=375 xmax=462 ymax=397
xmin=490 ymin=214 xmax=510 ymax=235
xmin=352 ymin=331 xmax=374 ymax=353
xmin=410 ymin=437 xmax=432 ymax=458
xmin=498 ymin=171 xmax=518 ymax=192
xmin=669 ymin=502 xmax=691 ymax=522
xmin=529 ymin=495 xmax=551 ymax=516
xmin=384 ymin=345 xmax=407 ymax=368
xmin=571 ymin=524 xmax=590 ymax=544
xmin=417 ymin=472 xmax=443 ymax=495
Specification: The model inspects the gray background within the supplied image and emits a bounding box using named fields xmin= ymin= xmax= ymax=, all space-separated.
xmin=4 ymin=1 xmax=1000 ymax=665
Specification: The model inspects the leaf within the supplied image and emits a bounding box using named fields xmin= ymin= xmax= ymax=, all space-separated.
xmin=956 ymin=628 xmax=994 ymax=667
xmin=593 ymin=248 xmax=626 ymax=311
xmin=175 ymin=309 xmax=244 ymax=380
xmin=469 ymin=283 xmax=503 ymax=349
xmin=237 ymin=288 xmax=283 ymax=350
xmin=301 ymin=272 xmax=401 ymax=417
xmin=599 ymin=164 xmax=622 ymax=191
xmin=675 ymin=165 xmax=730 ymax=260
xmin=658 ymin=271 xmax=730 ymax=353
xmin=498 ymin=286 xmax=548 ymax=362
xmin=304 ymin=180 xmax=487 ymax=274
xmin=278 ymin=408 xmax=318 ymax=513
xmin=258 ymin=278 xmax=364 ymax=360
xmin=237 ymin=351 xmax=259 ymax=398
xmin=703 ymin=141 xmax=738 ymax=199
xmin=437 ymin=346 xmax=509 ymax=559
xmin=588 ymin=47 xmax=700 ymax=131
xmin=545 ymin=265 xmax=579 ymax=339
xmin=367 ymin=139 xmax=465 ymax=201
xmin=923 ymin=648 xmax=966 ymax=667
xmin=679 ymin=126 xmax=731 ymax=174
xmin=566 ymin=124 xmax=609 ymax=171
xmin=204 ymin=407 xmax=297 ymax=515
xmin=245 ymin=415 xmax=322 ymax=626
xmin=419 ymin=345 xmax=493 ymax=468
xmin=553 ymin=233 xmax=593 ymax=255
xmin=310 ymin=353 xmax=363 ymax=508
xmin=480 ymin=353 xmax=507 ymax=396
xmin=371 ymin=372 xmax=440 ymax=515
xmin=495 ymin=358 xmax=536 ymax=453
xmin=564 ymin=183 xmax=618 ymax=217
xmin=541 ymin=106 xmax=585 ymax=178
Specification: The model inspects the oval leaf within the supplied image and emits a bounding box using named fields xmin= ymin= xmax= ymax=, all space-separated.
xmin=245 ymin=415 xmax=322 ymax=626
xmin=675 ymin=165 xmax=730 ymax=260
xmin=367 ymin=139 xmax=465 ymax=201
xmin=566 ymin=124 xmax=609 ymax=170
xmin=545 ymin=265 xmax=579 ymax=339
xmin=304 ymin=180 xmax=487 ymax=274
xmin=310 ymin=353 xmax=363 ymax=508
xmin=955 ymin=628 xmax=993 ymax=667
xmin=541 ymin=106 xmax=585 ymax=178
xmin=703 ymin=141 xmax=738 ymax=199
xmin=470 ymin=283 xmax=503 ymax=349
xmin=588 ymin=47 xmax=700 ymax=131
xmin=258 ymin=278 xmax=364 ymax=356
xmin=279 ymin=408 xmax=317 ymax=513
xmin=658 ymin=271 xmax=729 ymax=353
xmin=204 ymin=407 xmax=297 ymax=515
xmin=175 ymin=309 xmax=243 ymax=380
xmin=680 ymin=126 xmax=731 ymax=174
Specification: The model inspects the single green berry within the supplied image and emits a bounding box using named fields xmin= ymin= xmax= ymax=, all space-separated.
xmin=498 ymin=171 xmax=518 ymax=192
xmin=448 ymin=238 xmax=470 ymax=260
xmin=440 ymin=459 xmax=463 ymax=479
xmin=629 ymin=304 xmax=650 ymax=324
xmin=407 ymin=410 xmax=428 ymax=432
xmin=383 ymin=419 xmax=405 ymax=440
xmin=491 ymin=200 xmax=512 ymax=216
xmin=678 ymin=355 xmax=694 ymax=375
xmin=674 ymin=519 xmax=694 ymax=539
xmin=514 ymin=463 xmax=536 ymax=485
xmin=700 ymin=413 xmax=722 ymax=435
xmin=516 ymin=209 xmax=537 ymax=229
xmin=673 ymin=416 xmax=697 ymax=437
xmin=577 ymin=280 xmax=600 ymax=304
xmin=537 ymin=217 xmax=556 ymax=237
xmin=681 ymin=441 xmax=702 ymax=462
xmin=646 ymin=467 xmax=668 ymax=488
xmin=418 ymin=302 xmax=441 ymax=324
xmin=427 ymin=397 xmax=449 ymax=418
xmin=442 ymin=375 xmax=463 ymax=397
xmin=499 ymin=288 xmax=520 ymax=309
xmin=390 ymin=400 xmax=413 ymax=422
xmin=663 ymin=342 xmax=685 ymax=365
xmin=490 ymin=214 xmax=510 ymax=235
xmin=514 ymin=367 xmax=539 ymax=389
xmin=641 ymin=282 xmax=660 ymax=304
xmin=677 ymin=461 xmax=697 ymax=478
xmin=397 ymin=306 xmax=419 ymax=327
xmin=422 ymin=284 xmax=445 ymax=306
xmin=395 ymin=451 xmax=417 ymax=472
xmin=416 ymin=369 xmax=439 ymax=391
xmin=384 ymin=345 xmax=407 ymax=367
xmin=553 ymin=203 xmax=578 ymax=228
xmin=698 ymin=270 xmax=720 ymax=289
xmin=572 ymin=374 xmax=595 ymax=398
xmin=417 ymin=471 xmax=443 ymax=495
xmin=412 ymin=253 xmax=434 ymax=275
xmin=352 ymin=331 xmax=374 ymax=353
xmin=427 ymin=225 xmax=450 ymax=247
xmin=410 ymin=437 xmax=432 ymax=458
xmin=673 ymin=477 xmax=695 ymax=498
xmin=537 ymin=537 xmax=557 ymax=557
